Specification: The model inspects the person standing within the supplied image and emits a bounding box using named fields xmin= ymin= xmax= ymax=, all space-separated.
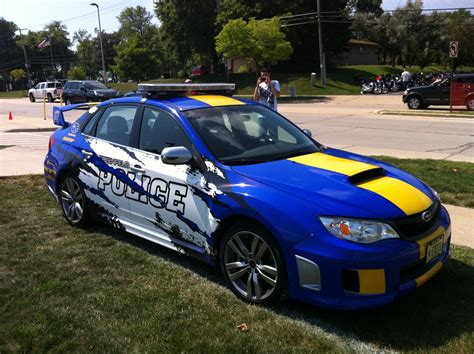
xmin=253 ymin=68 xmax=280 ymax=111
xmin=401 ymin=69 xmax=411 ymax=90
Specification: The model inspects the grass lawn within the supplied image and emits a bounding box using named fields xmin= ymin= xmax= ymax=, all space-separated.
xmin=2 ymin=65 xmax=472 ymax=99
xmin=109 ymin=64 xmax=474 ymax=96
xmin=1 ymin=175 xmax=473 ymax=352
xmin=0 ymin=90 xmax=27 ymax=99
xmin=371 ymin=157 xmax=474 ymax=208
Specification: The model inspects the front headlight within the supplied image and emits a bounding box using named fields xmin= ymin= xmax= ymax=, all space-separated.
xmin=319 ymin=216 xmax=399 ymax=243
xmin=94 ymin=90 xmax=104 ymax=96
xmin=403 ymin=90 xmax=408 ymax=95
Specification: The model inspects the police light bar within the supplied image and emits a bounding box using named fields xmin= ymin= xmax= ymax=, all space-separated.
xmin=138 ymin=83 xmax=235 ymax=97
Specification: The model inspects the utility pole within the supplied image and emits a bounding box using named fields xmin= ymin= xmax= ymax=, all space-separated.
xmin=316 ymin=0 xmax=327 ymax=85
xmin=18 ymin=28 xmax=32 ymax=88
xmin=91 ymin=3 xmax=107 ymax=84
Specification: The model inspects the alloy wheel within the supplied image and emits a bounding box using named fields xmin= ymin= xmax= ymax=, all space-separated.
xmin=60 ymin=178 xmax=84 ymax=224
xmin=223 ymin=231 xmax=278 ymax=301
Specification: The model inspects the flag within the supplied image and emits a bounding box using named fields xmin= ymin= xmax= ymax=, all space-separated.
xmin=37 ymin=38 xmax=51 ymax=49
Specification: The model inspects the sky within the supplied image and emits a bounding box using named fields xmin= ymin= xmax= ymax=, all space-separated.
xmin=1 ymin=0 xmax=473 ymax=44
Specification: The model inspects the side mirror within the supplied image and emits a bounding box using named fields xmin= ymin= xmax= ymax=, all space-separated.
xmin=161 ymin=146 xmax=193 ymax=165
xmin=302 ymin=128 xmax=312 ymax=137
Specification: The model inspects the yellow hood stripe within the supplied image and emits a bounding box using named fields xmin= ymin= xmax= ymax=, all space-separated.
xmin=288 ymin=152 xmax=432 ymax=215
xmin=188 ymin=95 xmax=245 ymax=107
xmin=357 ymin=176 xmax=432 ymax=215
xmin=288 ymin=152 xmax=378 ymax=176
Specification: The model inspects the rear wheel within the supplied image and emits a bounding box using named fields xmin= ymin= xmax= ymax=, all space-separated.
xmin=219 ymin=222 xmax=287 ymax=304
xmin=65 ymin=98 xmax=72 ymax=105
xmin=59 ymin=174 xmax=91 ymax=227
xmin=29 ymin=93 xmax=35 ymax=102
xmin=407 ymin=96 xmax=422 ymax=109
xmin=47 ymin=93 xmax=53 ymax=102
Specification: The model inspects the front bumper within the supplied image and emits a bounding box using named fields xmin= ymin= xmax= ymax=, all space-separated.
xmin=402 ymin=94 xmax=408 ymax=103
xmin=287 ymin=207 xmax=451 ymax=309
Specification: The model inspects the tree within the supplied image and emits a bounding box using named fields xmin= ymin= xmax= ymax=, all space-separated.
xmin=348 ymin=0 xmax=383 ymax=16
xmin=117 ymin=6 xmax=155 ymax=41
xmin=73 ymin=29 xmax=100 ymax=78
xmin=154 ymin=0 xmax=220 ymax=72
xmin=0 ymin=18 xmax=21 ymax=76
xmin=10 ymin=68 xmax=26 ymax=81
xmin=216 ymin=17 xmax=293 ymax=69
xmin=441 ymin=9 xmax=474 ymax=68
xmin=67 ymin=66 xmax=86 ymax=80
xmin=113 ymin=35 xmax=160 ymax=82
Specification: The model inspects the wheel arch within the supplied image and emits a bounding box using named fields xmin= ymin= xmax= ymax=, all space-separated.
xmin=212 ymin=213 xmax=286 ymax=262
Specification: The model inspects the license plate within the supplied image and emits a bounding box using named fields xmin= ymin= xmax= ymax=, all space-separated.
xmin=426 ymin=236 xmax=443 ymax=264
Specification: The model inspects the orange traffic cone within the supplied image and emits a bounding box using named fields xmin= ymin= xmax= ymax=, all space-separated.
xmin=9 ymin=112 xmax=13 ymax=120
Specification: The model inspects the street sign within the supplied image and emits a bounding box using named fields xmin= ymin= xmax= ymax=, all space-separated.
xmin=449 ymin=41 xmax=459 ymax=58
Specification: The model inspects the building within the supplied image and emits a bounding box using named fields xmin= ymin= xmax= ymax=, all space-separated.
xmin=333 ymin=39 xmax=379 ymax=65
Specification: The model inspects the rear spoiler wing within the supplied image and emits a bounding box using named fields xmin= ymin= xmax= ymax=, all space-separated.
xmin=53 ymin=102 xmax=99 ymax=127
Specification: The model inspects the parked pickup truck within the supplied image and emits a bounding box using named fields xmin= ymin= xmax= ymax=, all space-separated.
xmin=28 ymin=81 xmax=64 ymax=103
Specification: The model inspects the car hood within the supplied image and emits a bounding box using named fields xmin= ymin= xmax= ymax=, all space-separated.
xmin=230 ymin=150 xmax=434 ymax=220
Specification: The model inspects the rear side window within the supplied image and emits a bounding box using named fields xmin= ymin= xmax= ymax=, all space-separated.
xmin=47 ymin=83 xmax=55 ymax=88
xmin=95 ymin=106 xmax=138 ymax=146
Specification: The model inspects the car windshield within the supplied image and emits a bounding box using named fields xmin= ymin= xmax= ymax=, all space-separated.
xmin=184 ymin=105 xmax=319 ymax=165
xmin=85 ymin=82 xmax=108 ymax=90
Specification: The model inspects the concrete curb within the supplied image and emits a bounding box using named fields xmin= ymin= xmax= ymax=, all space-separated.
xmin=5 ymin=128 xmax=56 ymax=133
xmin=378 ymin=110 xmax=474 ymax=118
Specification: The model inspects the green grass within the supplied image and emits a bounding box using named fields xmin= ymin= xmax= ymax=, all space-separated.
xmin=371 ymin=157 xmax=474 ymax=208
xmin=109 ymin=64 xmax=474 ymax=96
xmin=1 ymin=175 xmax=473 ymax=352
xmin=0 ymin=90 xmax=27 ymax=98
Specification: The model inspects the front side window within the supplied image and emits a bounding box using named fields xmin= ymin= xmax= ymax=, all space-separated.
xmin=184 ymin=105 xmax=319 ymax=165
xmin=95 ymin=106 xmax=138 ymax=146
xmin=139 ymin=107 xmax=191 ymax=154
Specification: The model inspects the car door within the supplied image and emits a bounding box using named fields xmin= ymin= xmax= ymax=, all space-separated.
xmin=38 ymin=83 xmax=46 ymax=99
xmin=77 ymin=82 xmax=87 ymax=102
xmin=79 ymin=104 xmax=140 ymax=223
xmin=126 ymin=106 xmax=214 ymax=254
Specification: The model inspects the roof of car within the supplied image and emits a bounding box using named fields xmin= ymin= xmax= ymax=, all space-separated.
xmin=98 ymin=95 xmax=255 ymax=112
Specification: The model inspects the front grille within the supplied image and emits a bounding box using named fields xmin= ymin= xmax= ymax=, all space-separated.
xmin=391 ymin=201 xmax=441 ymax=240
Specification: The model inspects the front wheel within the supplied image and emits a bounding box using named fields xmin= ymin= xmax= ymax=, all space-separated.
xmin=219 ymin=222 xmax=287 ymax=304
xmin=407 ymin=96 xmax=422 ymax=109
xmin=59 ymin=174 xmax=91 ymax=227
xmin=467 ymin=98 xmax=474 ymax=111
xmin=29 ymin=93 xmax=35 ymax=102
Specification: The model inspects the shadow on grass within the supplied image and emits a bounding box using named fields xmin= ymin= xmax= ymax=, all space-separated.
xmin=88 ymin=223 xmax=473 ymax=351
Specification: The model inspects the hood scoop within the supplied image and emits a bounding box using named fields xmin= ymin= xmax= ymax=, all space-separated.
xmin=349 ymin=167 xmax=385 ymax=185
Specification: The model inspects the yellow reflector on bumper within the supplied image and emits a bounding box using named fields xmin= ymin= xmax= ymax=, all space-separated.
xmin=357 ymin=269 xmax=386 ymax=295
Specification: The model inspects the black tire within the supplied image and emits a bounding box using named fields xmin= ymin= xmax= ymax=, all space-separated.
xmin=29 ymin=93 xmax=35 ymax=102
xmin=58 ymin=174 xmax=91 ymax=227
xmin=219 ymin=222 xmax=287 ymax=304
xmin=47 ymin=93 xmax=54 ymax=102
xmin=65 ymin=98 xmax=72 ymax=105
xmin=466 ymin=98 xmax=474 ymax=111
xmin=407 ymin=96 xmax=422 ymax=109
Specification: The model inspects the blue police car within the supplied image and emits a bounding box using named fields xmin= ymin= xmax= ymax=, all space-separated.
xmin=44 ymin=83 xmax=450 ymax=309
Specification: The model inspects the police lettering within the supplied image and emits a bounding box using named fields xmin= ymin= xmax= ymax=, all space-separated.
xmin=98 ymin=170 xmax=188 ymax=214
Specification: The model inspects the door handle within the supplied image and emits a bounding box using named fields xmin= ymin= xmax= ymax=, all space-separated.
xmin=130 ymin=164 xmax=145 ymax=173
xmin=81 ymin=150 xmax=93 ymax=161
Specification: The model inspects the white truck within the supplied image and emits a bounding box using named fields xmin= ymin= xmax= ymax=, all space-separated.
xmin=28 ymin=81 xmax=64 ymax=102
